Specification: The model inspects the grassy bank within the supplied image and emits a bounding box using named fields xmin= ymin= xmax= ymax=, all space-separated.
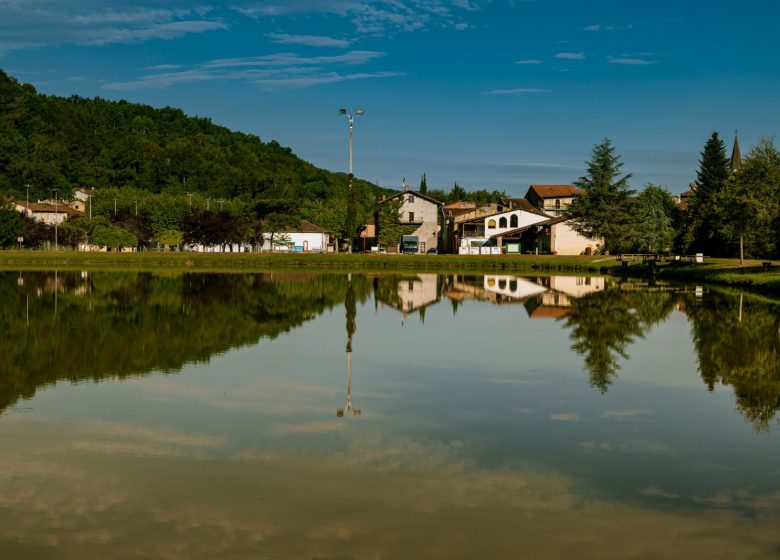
xmin=0 ymin=250 xmax=621 ymax=274
xmin=1 ymin=250 xmax=779 ymax=294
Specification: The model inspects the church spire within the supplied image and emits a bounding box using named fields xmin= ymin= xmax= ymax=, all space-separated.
xmin=730 ymin=131 xmax=742 ymax=173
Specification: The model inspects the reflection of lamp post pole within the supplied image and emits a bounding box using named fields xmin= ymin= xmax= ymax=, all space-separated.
xmin=338 ymin=275 xmax=361 ymax=417
xmin=339 ymin=108 xmax=364 ymax=254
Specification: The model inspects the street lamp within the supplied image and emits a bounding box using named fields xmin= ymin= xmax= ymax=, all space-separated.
xmin=51 ymin=188 xmax=59 ymax=252
xmin=339 ymin=107 xmax=364 ymax=254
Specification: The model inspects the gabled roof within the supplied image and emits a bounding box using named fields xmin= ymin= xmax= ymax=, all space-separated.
xmin=379 ymin=190 xmax=444 ymax=206
xmin=526 ymin=185 xmax=581 ymax=199
xmin=15 ymin=201 xmax=85 ymax=217
xmin=506 ymin=198 xmax=550 ymax=216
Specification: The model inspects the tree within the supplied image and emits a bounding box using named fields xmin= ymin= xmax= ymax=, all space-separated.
xmin=0 ymin=207 xmax=24 ymax=248
xmin=91 ymin=223 xmax=137 ymax=250
xmin=448 ymin=182 xmax=466 ymax=202
xmin=683 ymin=132 xmax=730 ymax=253
xmin=264 ymin=212 xmax=298 ymax=252
xmin=419 ymin=173 xmax=428 ymax=194
xmin=632 ymin=184 xmax=677 ymax=253
xmin=717 ymin=137 xmax=780 ymax=263
xmin=566 ymin=138 xmax=635 ymax=254
xmin=376 ymin=197 xmax=407 ymax=249
xmin=155 ymin=229 xmax=184 ymax=250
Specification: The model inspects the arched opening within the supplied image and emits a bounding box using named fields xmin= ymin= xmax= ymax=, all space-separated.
xmin=487 ymin=219 xmax=497 ymax=229
xmin=498 ymin=280 xmax=507 ymax=289
xmin=510 ymin=214 xmax=518 ymax=228
xmin=499 ymin=217 xmax=507 ymax=228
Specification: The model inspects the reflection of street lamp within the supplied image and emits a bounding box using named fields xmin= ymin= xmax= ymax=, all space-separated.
xmin=339 ymin=108 xmax=364 ymax=254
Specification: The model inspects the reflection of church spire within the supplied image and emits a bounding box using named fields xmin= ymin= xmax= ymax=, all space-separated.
xmin=338 ymin=276 xmax=361 ymax=417
xmin=731 ymin=131 xmax=742 ymax=173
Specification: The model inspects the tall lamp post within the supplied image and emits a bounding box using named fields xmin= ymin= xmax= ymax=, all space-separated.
xmin=339 ymin=108 xmax=364 ymax=254
xmin=51 ymin=188 xmax=59 ymax=252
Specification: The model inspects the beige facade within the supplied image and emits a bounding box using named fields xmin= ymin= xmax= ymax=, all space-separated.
xmin=550 ymin=221 xmax=602 ymax=255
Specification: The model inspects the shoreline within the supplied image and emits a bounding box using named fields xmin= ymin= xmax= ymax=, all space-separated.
xmin=1 ymin=251 xmax=779 ymax=296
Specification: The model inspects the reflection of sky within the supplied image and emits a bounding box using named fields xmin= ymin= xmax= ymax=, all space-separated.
xmin=3 ymin=279 xmax=780 ymax=558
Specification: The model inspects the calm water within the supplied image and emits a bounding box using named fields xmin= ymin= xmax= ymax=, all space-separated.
xmin=1 ymin=270 xmax=780 ymax=559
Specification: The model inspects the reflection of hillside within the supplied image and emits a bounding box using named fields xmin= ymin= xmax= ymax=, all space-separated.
xmin=683 ymin=293 xmax=780 ymax=433
xmin=0 ymin=272 xmax=370 ymax=414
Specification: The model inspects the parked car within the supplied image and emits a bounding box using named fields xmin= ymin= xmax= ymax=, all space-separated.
xmin=426 ymin=248 xmax=438 ymax=255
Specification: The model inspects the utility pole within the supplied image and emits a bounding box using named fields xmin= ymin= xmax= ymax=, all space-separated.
xmin=113 ymin=197 xmax=118 ymax=216
xmin=187 ymin=192 xmax=193 ymax=212
xmin=25 ymin=184 xmax=30 ymax=215
xmin=52 ymin=188 xmax=59 ymax=252
xmin=135 ymin=200 xmax=138 ymax=216
xmin=339 ymin=108 xmax=364 ymax=254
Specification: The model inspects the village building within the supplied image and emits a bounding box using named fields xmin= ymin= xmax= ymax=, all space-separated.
xmin=14 ymin=201 xmax=85 ymax=224
xmin=375 ymin=188 xmax=444 ymax=253
xmin=524 ymin=185 xmax=581 ymax=216
xmin=259 ymin=219 xmax=331 ymax=253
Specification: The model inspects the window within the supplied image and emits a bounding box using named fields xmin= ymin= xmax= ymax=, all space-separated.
xmin=510 ymin=214 xmax=518 ymax=228
xmin=408 ymin=281 xmax=414 ymax=291
xmin=409 ymin=212 xmax=415 ymax=222
xmin=555 ymin=199 xmax=561 ymax=209
xmin=498 ymin=280 xmax=507 ymax=290
xmin=499 ymin=217 xmax=507 ymax=228
xmin=408 ymin=195 xmax=415 ymax=203
xmin=487 ymin=219 xmax=496 ymax=229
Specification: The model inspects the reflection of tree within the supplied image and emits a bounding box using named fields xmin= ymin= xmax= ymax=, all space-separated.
xmin=0 ymin=271 xmax=372 ymax=414
xmin=564 ymin=290 xmax=675 ymax=392
xmin=685 ymin=293 xmax=780 ymax=433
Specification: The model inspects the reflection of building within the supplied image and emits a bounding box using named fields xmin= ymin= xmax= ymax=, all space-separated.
xmin=444 ymin=274 xmax=547 ymax=304
xmin=378 ymin=274 xmax=441 ymax=316
xmin=525 ymin=276 xmax=607 ymax=319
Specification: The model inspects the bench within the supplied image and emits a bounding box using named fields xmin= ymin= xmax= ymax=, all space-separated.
xmin=763 ymin=261 xmax=773 ymax=269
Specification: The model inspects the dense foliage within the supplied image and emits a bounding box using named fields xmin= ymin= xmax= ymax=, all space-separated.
xmin=0 ymin=69 xmax=384 ymax=239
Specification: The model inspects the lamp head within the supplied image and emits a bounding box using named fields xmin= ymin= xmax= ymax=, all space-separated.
xmin=355 ymin=109 xmax=365 ymax=116
xmin=339 ymin=108 xmax=347 ymax=115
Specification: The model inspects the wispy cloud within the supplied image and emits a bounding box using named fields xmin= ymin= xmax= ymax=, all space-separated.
xmin=0 ymin=3 xmax=227 ymax=52
xmin=267 ymin=33 xmax=352 ymax=48
xmin=607 ymin=55 xmax=657 ymax=65
xmin=555 ymin=52 xmax=585 ymax=60
xmin=234 ymin=1 xmax=477 ymax=36
xmin=484 ymin=88 xmax=551 ymax=95
xmin=515 ymin=59 xmax=543 ymax=65
xmin=584 ymin=23 xmax=633 ymax=32
xmin=102 ymin=49 xmax=401 ymax=91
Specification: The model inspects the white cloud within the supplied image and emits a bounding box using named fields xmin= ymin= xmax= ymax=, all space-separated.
xmin=484 ymin=88 xmax=551 ymax=95
xmin=515 ymin=59 xmax=543 ymax=65
xmin=555 ymin=52 xmax=585 ymax=60
xmin=607 ymin=56 xmax=657 ymax=65
xmin=267 ymin=33 xmax=352 ymax=48
xmin=0 ymin=2 xmax=227 ymax=51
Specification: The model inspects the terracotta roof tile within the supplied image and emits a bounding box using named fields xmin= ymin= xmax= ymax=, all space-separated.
xmin=527 ymin=185 xmax=582 ymax=198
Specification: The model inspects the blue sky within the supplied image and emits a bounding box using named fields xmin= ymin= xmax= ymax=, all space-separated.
xmin=1 ymin=0 xmax=779 ymax=195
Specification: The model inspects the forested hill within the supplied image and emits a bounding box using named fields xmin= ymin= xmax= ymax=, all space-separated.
xmin=0 ymin=69 xmax=380 ymax=214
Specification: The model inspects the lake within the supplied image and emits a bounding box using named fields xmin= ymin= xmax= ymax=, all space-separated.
xmin=1 ymin=270 xmax=779 ymax=559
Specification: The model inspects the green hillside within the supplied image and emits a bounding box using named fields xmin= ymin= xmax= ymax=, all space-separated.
xmin=0 ymin=69 xmax=384 ymax=235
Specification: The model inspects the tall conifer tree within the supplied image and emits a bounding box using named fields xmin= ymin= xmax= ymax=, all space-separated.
xmin=566 ymin=138 xmax=634 ymax=253
xmin=684 ymin=132 xmax=730 ymax=253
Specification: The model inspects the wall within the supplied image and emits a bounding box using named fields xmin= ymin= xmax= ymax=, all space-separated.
xmin=398 ymin=194 xmax=440 ymax=252
xmin=551 ymin=222 xmax=600 ymax=255
xmin=483 ymin=210 xmax=548 ymax=237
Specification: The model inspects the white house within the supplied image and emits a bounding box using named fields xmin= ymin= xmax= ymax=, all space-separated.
xmin=457 ymin=201 xmax=550 ymax=254
xmin=14 ymin=201 xmax=84 ymax=224
xmin=260 ymin=219 xmax=330 ymax=253
xmin=376 ymin=189 xmax=443 ymax=253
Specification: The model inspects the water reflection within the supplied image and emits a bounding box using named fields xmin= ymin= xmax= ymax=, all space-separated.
xmin=2 ymin=271 xmax=780 ymax=432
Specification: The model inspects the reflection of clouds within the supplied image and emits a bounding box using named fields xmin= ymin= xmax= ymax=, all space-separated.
xmin=267 ymin=421 xmax=344 ymax=436
xmin=579 ymin=440 xmax=678 ymax=457
xmin=602 ymin=409 xmax=653 ymax=420
xmin=130 ymin=377 xmax=339 ymax=416
xmin=489 ymin=378 xmax=546 ymax=386
xmin=1 ymin=422 xmax=780 ymax=559
xmin=551 ymin=413 xmax=581 ymax=422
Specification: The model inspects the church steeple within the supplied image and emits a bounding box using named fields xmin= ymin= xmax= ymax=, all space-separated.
xmin=730 ymin=131 xmax=742 ymax=173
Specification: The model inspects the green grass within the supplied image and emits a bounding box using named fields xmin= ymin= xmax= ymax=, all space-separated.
xmin=1 ymin=250 xmax=779 ymax=295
